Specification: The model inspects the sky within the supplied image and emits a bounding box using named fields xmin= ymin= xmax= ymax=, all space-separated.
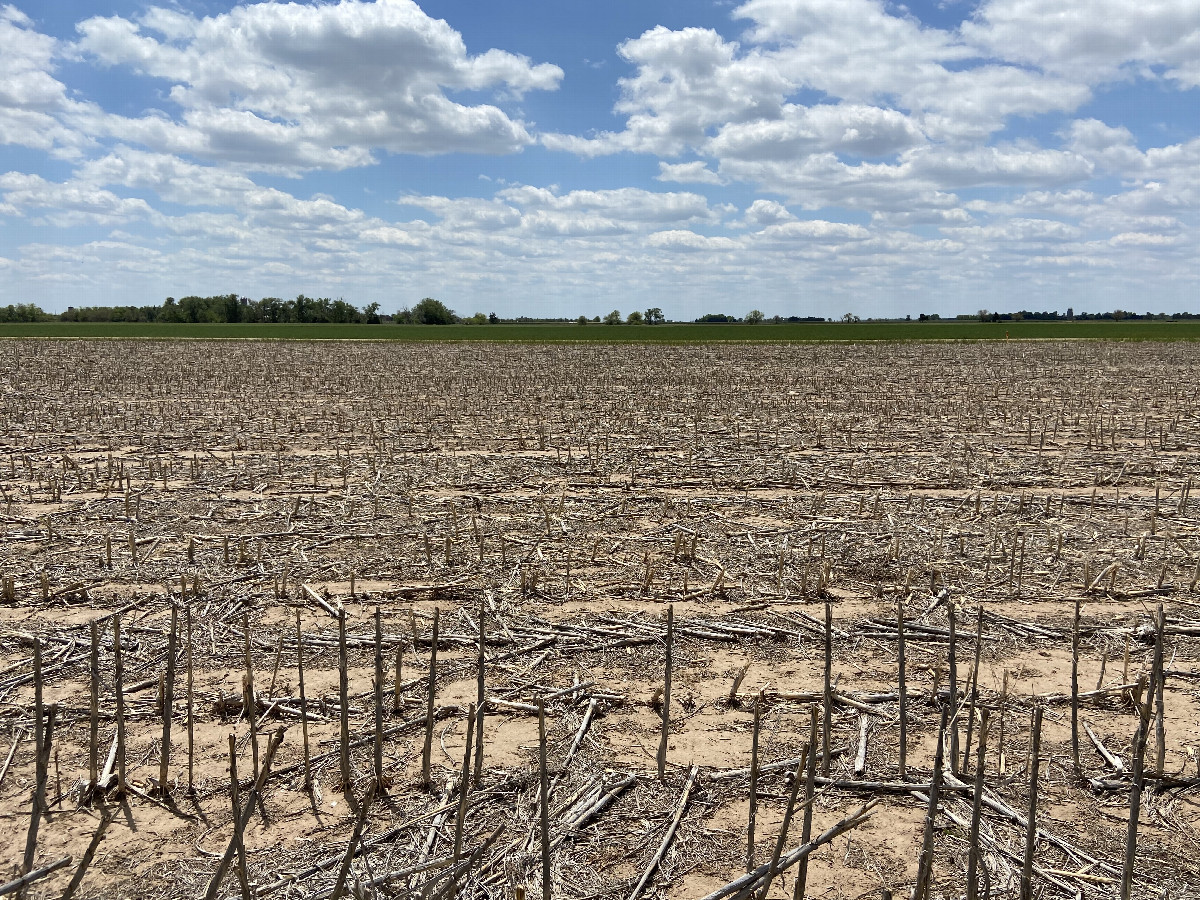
xmin=2 ymin=0 xmax=1199 ymax=320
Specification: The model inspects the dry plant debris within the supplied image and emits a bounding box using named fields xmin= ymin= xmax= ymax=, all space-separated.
xmin=0 ymin=338 xmax=1198 ymax=900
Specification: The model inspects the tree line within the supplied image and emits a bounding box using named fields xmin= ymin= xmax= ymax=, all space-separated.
xmin=2 ymin=296 xmax=1198 ymax=325
xmin=56 ymin=294 xmax=383 ymax=324
xmin=3 ymin=295 xmax=475 ymax=324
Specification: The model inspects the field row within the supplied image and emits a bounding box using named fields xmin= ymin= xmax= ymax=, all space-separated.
xmin=0 ymin=339 xmax=1197 ymax=899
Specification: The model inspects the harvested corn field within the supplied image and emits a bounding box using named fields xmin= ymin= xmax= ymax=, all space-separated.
xmin=1 ymin=338 xmax=1198 ymax=899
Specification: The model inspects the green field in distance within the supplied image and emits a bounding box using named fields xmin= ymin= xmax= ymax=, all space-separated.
xmin=1 ymin=319 xmax=1198 ymax=341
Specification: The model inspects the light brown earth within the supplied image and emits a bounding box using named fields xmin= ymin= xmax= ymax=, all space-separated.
xmin=0 ymin=338 xmax=1198 ymax=899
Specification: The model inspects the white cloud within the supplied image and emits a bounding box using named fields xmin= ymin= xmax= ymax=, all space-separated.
xmin=906 ymin=145 xmax=1093 ymax=188
xmin=1063 ymin=119 xmax=1145 ymax=174
xmin=964 ymin=0 xmax=1200 ymax=87
xmin=872 ymin=207 xmax=973 ymax=228
xmin=73 ymin=0 xmax=563 ymax=168
xmin=75 ymin=147 xmax=260 ymax=207
xmin=2 ymin=2 xmax=1198 ymax=319
xmin=656 ymin=161 xmax=724 ymax=184
xmin=647 ymin=229 xmax=740 ymax=252
xmin=0 ymin=7 xmax=61 ymax=109
xmin=495 ymin=185 xmax=717 ymax=223
xmin=397 ymin=195 xmax=523 ymax=231
xmin=396 ymin=185 xmax=722 ymax=240
xmin=544 ymin=0 xmax=1105 ymax=221
xmin=757 ymin=219 xmax=869 ymax=241
xmin=0 ymin=10 xmax=92 ymax=156
xmin=0 ymin=171 xmax=155 ymax=225
xmin=710 ymin=103 xmax=926 ymax=161
xmin=1109 ymin=231 xmax=1183 ymax=246
xmin=543 ymin=25 xmax=789 ymax=157
xmin=946 ymin=217 xmax=1083 ymax=243
xmin=744 ymin=199 xmax=795 ymax=226
xmin=733 ymin=0 xmax=1086 ymax=141
xmin=11 ymin=239 xmax=164 ymax=282
xmin=967 ymin=188 xmax=1098 ymax=218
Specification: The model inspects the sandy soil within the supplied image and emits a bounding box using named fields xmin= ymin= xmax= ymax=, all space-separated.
xmin=0 ymin=339 xmax=1197 ymax=899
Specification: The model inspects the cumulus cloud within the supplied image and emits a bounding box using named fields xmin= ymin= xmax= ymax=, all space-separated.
xmin=758 ymin=220 xmax=869 ymax=241
xmin=656 ymin=161 xmax=724 ymax=184
xmin=709 ymin=103 xmax=926 ymax=161
xmin=495 ymin=185 xmax=718 ymax=223
xmin=75 ymin=147 xmax=260 ymax=207
xmin=1108 ymin=231 xmax=1183 ymax=246
xmin=544 ymin=26 xmax=789 ymax=157
xmin=964 ymin=0 xmax=1200 ymax=86
xmin=395 ymin=186 xmax=723 ymax=240
xmin=0 ymin=171 xmax=155 ymax=225
xmin=647 ymin=229 xmax=740 ymax=252
xmin=73 ymin=0 xmax=563 ymax=168
xmin=735 ymin=0 xmax=1087 ymax=144
xmin=544 ymin=0 xmax=1152 ymax=212
xmin=743 ymin=199 xmax=795 ymax=226
xmin=0 ymin=9 xmax=92 ymax=156
xmin=906 ymin=145 xmax=1093 ymax=188
xmin=1063 ymin=119 xmax=1146 ymax=175
xmin=0 ymin=6 xmax=61 ymax=110
xmin=2 ymin=1 xmax=1198 ymax=318
xmin=551 ymin=0 xmax=1095 ymax=166
xmin=946 ymin=217 xmax=1083 ymax=243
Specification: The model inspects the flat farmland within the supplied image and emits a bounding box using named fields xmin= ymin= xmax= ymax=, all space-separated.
xmin=0 ymin=339 xmax=1198 ymax=899
xmin=4 ymin=319 xmax=1200 ymax=341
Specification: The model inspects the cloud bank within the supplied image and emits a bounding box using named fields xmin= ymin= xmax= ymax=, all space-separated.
xmin=0 ymin=0 xmax=1197 ymax=317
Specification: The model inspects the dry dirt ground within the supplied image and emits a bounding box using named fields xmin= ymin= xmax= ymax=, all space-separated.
xmin=0 ymin=339 xmax=1198 ymax=900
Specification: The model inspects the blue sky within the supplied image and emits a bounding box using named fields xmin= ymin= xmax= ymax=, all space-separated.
xmin=2 ymin=0 xmax=1199 ymax=320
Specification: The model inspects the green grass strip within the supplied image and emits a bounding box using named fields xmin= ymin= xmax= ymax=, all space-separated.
xmin=1 ymin=320 xmax=1198 ymax=341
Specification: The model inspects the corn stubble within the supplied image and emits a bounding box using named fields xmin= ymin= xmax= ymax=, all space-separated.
xmin=0 ymin=338 xmax=1197 ymax=899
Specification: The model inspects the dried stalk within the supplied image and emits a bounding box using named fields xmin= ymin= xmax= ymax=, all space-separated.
xmin=657 ymin=603 xmax=674 ymax=781
xmin=629 ymin=765 xmax=698 ymax=900
xmin=421 ymin=607 xmax=440 ymax=790
xmin=1020 ymin=706 xmax=1042 ymax=900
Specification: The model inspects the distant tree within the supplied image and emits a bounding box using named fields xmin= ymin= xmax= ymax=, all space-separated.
xmin=488 ymin=312 xmax=499 ymax=324
xmin=977 ymin=309 xmax=990 ymax=321
xmin=644 ymin=307 xmax=665 ymax=324
xmin=841 ymin=312 xmax=860 ymax=323
xmin=695 ymin=313 xmax=737 ymax=323
xmin=48 ymin=294 xmax=393 ymax=325
xmin=626 ymin=310 xmax=644 ymax=324
xmin=326 ymin=300 xmax=357 ymax=324
xmin=467 ymin=312 xmax=488 ymax=324
xmin=290 ymin=294 xmax=313 ymax=323
xmin=603 ymin=309 xmax=622 ymax=325
xmin=412 ymin=297 xmax=457 ymax=324
xmin=576 ymin=315 xmax=588 ymax=325
xmin=0 ymin=303 xmax=50 ymax=322
xmin=745 ymin=309 xmax=765 ymax=324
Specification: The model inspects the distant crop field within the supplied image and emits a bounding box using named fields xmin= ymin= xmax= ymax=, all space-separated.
xmin=1 ymin=319 xmax=1199 ymax=341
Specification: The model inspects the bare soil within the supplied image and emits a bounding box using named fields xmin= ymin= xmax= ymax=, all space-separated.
xmin=0 ymin=339 xmax=1198 ymax=899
